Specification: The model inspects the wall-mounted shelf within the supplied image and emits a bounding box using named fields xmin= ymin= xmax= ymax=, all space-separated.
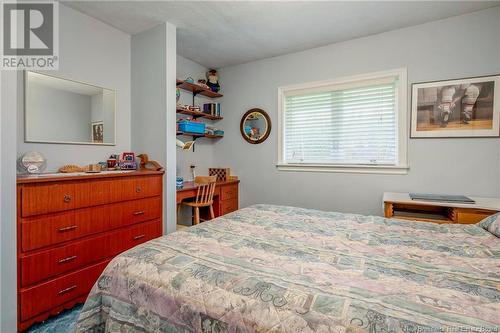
xmin=176 ymin=79 xmax=224 ymax=152
xmin=176 ymin=131 xmax=223 ymax=139
xmin=176 ymin=79 xmax=223 ymax=98
xmin=176 ymin=107 xmax=223 ymax=120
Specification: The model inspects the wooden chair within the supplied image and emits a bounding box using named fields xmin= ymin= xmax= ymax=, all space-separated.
xmin=182 ymin=176 xmax=217 ymax=225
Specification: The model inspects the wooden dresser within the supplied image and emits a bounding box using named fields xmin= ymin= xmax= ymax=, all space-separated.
xmin=384 ymin=192 xmax=500 ymax=224
xmin=17 ymin=170 xmax=164 ymax=331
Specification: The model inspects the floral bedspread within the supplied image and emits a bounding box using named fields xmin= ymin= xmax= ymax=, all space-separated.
xmin=75 ymin=204 xmax=500 ymax=333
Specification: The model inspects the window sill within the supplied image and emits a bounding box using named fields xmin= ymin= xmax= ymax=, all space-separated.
xmin=276 ymin=163 xmax=409 ymax=175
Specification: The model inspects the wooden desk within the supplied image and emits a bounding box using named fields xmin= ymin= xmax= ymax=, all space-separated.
xmin=384 ymin=192 xmax=500 ymax=224
xmin=177 ymin=180 xmax=239 ymax=217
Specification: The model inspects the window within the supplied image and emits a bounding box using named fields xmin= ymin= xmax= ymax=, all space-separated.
xmin=277 ymin=68 xmax=408 ymax=174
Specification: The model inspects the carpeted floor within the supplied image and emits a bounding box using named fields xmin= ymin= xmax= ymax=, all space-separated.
xmin=27 ymin=305 xmax=82 ymax=333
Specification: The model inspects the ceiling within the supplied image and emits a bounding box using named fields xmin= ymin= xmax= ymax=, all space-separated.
xmin=63 ymin=1 xmax=500 ymax=69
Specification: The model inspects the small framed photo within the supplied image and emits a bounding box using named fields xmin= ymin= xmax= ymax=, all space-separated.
xmin=91 ymin=121 xmax=104 ymax=143
xmin=121 ymin=152 xmax=135 ymax=162
xmin=411 ymin=75 xmax=500 ymax=138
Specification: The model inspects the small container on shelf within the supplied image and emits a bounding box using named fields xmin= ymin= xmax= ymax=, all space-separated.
xmin=178 ymin=120 xmax=206 ymax=134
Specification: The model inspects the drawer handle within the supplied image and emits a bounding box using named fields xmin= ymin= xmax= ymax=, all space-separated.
xmin=133 ymin=211 xmax=145 ymax=216
xmin=58 ymin=285 xmax=77 ymax=295
xmin=58 ymin=255 xmax=77 ymax=264
xmin=133 ymin=234 xmax=145 ymax=240
xmin=63 ymin=195 xmax=72 ymax=203
xmin=58 ymin=225 xmax=77 ymax=232
xmin=135 ymin=187 xmax=142 ymax=193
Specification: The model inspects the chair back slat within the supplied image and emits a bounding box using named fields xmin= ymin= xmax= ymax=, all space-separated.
xmin=194 ymin=176 xmax=217 ymax=205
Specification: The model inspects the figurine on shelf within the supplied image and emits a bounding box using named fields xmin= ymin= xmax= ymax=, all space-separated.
xmin=206 ymin=69 xmax=220 ymax=93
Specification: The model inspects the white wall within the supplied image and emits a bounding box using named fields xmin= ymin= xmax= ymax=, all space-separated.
xmin=0 ymin=71 xmax=18 ymax=333
xmin=17 ymin=4 xmax=131 ymax=172
xmin=216 ymin=7 xmax=500 ymax=216
xmin=131 ymin=25 xmax=167 ymax=166
xmin=131 ymin=23 xmax=177 ymax=234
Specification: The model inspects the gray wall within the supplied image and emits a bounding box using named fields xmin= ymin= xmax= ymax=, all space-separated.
xmin=17 ymin=4 xmax=131 ymax=172
xmin=26 ymin=82 xmax=92 ymax=143
xmin=216 ymin=7 xmax=500 ymax=216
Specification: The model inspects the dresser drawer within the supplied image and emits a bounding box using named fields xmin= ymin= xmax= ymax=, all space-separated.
xmin=220 ymin=184 xmax=238 ymax=201
xmin=116 ymin=196 xmax=162 ymax=228
xmin=21 ymin=175 xmax=163 ymax=217
xmin=21 ymin=196 xmax=162 ymax=252
xmin=220 ymin=198 xmax=238 ymax=215
xmin=20 ymin=219 xmax=162 ymax=287
xmin=20 ymin=260 xmax=109 ymax=321
xmin=122 ymin=175 xmax=162 ymax=201
xmin=21 ymin=183 xmax=76 ymax=217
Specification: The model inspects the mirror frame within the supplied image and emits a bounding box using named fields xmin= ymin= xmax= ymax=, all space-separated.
xmin=240 ymin=108 xmax=272 ymax=144
xmin=24 ymin=71 xmax=117 ymax=146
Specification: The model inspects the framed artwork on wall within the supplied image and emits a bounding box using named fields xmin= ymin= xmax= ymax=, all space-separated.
xmin=411 ymin=74 xmax=500 ymax=138
xmin=91 ymin=121 xmax=104 ymax=143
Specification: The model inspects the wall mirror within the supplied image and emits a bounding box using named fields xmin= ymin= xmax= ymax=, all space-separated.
xmin=240 ymin=108 xmax=272 ymax=144
xmin=25 ymin=71 xmax=116 ymax=145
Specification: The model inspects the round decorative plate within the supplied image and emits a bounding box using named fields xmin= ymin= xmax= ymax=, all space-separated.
xmin=20 ymin=151 xmax=46 ymax=174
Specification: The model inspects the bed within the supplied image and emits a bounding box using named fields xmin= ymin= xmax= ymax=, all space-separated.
xmin=75 ymin=204 xmax=499 ymax=332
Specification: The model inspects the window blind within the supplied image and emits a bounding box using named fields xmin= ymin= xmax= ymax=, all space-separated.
xmin=283 ymin=80 xmax=398 ymax=165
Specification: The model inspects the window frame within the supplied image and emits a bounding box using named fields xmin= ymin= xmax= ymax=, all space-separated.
xmin=277 ymin=68 xmax=409 ymax=174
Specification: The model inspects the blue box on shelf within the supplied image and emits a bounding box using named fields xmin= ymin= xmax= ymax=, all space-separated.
xmin=178 ymin=120 xmax=206 ymax=134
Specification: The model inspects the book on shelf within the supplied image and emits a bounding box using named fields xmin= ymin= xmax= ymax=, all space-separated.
xmin=202 ymin=103 xmax=221 ymax=117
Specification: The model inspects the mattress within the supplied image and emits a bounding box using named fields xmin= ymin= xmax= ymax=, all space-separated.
xmin=75 ymin=204 xmax=500 ymax=332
